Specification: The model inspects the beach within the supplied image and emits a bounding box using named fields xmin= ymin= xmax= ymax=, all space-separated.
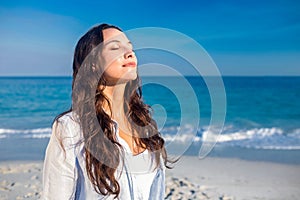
xmin=1 ymin=77 xmax=300 ymax=199
xmin=1 ymin=156 xmax=299 ymax=200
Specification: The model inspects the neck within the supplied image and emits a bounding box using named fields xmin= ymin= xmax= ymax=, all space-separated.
xmin=103 ymin=83 xmax=126 ymax=119
xmin=102 ymin=81 xmax=145 ymax=154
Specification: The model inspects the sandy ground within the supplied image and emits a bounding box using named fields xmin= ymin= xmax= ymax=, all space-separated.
xmin=167 ymin=156 xmax=300 ymax=200
xmin=0 ymin=156 xmax=299 ymax=200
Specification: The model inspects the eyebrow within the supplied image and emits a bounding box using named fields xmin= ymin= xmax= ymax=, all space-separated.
xmin=104 ymin=39 xmax=132 ymax=46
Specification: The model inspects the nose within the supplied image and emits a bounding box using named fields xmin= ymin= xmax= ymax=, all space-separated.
xmin=124 ymin=49 xmax=135 ymax=59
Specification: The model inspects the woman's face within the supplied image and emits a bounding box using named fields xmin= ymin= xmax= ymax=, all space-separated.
xmin=101 ymin=28 xmax=137 ymax=84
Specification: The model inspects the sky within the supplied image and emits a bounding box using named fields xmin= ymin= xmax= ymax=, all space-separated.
xmin=0 ymin=0 xmax=299 ymax=76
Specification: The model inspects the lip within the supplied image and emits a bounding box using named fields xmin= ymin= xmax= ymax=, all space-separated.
xmin=122 ymin=62 xmax=137 ymax=67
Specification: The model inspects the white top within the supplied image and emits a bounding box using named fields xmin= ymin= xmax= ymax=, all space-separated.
xmin=42 ymin=111 xmax=165 ymax=200
xmin=115 ymin=125 xmax=158 ymax=199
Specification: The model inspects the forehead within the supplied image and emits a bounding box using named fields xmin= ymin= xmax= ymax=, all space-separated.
xmin=102 ymin=28 xmax=128 ymax=42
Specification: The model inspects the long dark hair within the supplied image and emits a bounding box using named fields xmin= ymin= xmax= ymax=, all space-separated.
xmin=54 ymin=23 xmax=172 ymax=198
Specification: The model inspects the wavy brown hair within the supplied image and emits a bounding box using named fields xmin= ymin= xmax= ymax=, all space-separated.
xmin=54 ymin=23 xmax=172 ymax=198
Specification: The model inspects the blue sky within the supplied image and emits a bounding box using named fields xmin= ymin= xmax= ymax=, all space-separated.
xmin=0 ymin=0 xmax=299 ymax=76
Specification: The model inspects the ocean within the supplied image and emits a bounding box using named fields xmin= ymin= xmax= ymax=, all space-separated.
xmin=0 ymin=76 xmax=300 ymax=163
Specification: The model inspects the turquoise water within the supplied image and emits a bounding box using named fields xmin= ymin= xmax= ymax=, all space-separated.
xmin=0 ymin=76 xmax=300 ymax=161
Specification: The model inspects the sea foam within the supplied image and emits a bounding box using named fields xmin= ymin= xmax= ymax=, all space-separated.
xmin=1 ymin=126 xmax=300 ymax=150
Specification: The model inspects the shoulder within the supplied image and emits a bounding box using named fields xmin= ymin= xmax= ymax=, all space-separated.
xmin=54 ymin=111 xmax=80 ymax=130
xmin=52 ymin=111 xmax=82 ymax=146
xmin=55 ymin=111 xmax=77 ymax=124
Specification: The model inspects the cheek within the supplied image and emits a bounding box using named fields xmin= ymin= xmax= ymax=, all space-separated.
xmin=103 ymin=59 xmax=123 ymax=78
xmin=101 ymin=53 xmax=122 ymax=72
xmin=102 ymin=51 xmax=123 ymax=68
xmin=100 ymin=51 xmax=138 ymax=80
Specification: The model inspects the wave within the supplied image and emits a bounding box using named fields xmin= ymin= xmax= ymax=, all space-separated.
xmin=161 ymin=126 xmax=300 ymax=150
xmin=215 ymin=127 xmax=300 ymax=150
xmin=1 ymin=126 xmax=300 ymax=150
xmin=0 ymin=128 xmax=51 ymax=139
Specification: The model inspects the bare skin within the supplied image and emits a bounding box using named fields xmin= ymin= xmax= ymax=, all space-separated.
xmin=101 ymin=28 xmax=146 ymax=155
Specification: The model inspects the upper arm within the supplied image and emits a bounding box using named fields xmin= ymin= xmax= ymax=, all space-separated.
xmin=43 ymin=118 xmax=78 ymax=200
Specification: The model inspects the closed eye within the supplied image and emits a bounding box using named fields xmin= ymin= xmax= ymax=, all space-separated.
xmin=110 ymin=44 xmax=120 ymax=50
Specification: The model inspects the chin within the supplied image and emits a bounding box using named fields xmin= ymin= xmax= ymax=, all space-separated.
xmin=113 ymin=74 xmax=137 ymax=85
xmin=129 ymin=73 xmax=138 ymax=80
xmin=124 ymin=71 xmax=137 ymax=81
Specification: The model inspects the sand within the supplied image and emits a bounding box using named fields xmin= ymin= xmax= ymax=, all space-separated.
xmin=0 ymin=156 xmax=299 ymax=200
xmin=166 ymin=156 xmax=300 ymax=199
xmin=0 ymin=161 xmax=42 ymax=200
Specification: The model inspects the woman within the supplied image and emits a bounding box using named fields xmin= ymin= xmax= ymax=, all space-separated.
xmin=43 ymin=23 xmax=172 ymax=199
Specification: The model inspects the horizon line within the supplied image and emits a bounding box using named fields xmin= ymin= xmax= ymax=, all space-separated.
xmin=0 ymin=75 xmax=300 ymax=78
